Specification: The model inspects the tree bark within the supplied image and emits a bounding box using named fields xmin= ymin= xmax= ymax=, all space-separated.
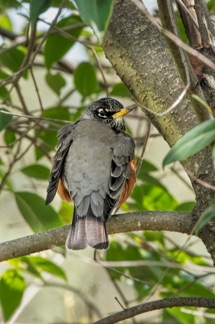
xmin=94 ymin=297 xmax=215 ymax=324
xmin=0 ymin=211 xmax=192 ymax=262
xmin=103 ymin=0 xmax=215 ymax=262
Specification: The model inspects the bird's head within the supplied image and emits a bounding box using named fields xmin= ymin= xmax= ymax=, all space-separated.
xmin=80 ymin=97 xmax=134 ymax=132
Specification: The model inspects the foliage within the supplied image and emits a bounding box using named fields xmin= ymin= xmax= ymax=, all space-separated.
xmin=74 ymin=0 xmax=113 ymax=41
xmin=0 ymin=0 xmax=214 ymax=323
xmin=163 ymin=119 xmax=215 ymax=167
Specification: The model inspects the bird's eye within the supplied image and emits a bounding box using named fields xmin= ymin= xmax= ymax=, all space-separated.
xmin=97 ymin=108 xmax=108 ymax=119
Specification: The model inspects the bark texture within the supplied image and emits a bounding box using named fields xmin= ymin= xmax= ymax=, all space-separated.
xmin=103 ymin=0 xmax=215 ymax=262
xmin=0 ymin=211 xmax=192 ymax=262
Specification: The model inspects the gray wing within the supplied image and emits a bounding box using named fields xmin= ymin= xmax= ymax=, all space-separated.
xmin=46 ymin=123 xmax=75 ymax=205
xmin=104 ymin=133 xmax=135 ymax=217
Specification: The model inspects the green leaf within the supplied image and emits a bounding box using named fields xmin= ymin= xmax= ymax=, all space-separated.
xmin=0 ymin=0 xmax=20 ymax=10
xmin=0 ymin=269 xmax=26 ymax=321
xmin=21 ymin=164 xmax=50 ymax=180
xmin=165 ymin=307 xmax=195 ymax=324
xmin=74 ymin=0 xmax=113 ymax=41
xmin=30 ymin=0 xmax=51 ymax=22
xmin=59 ymin=201 xmax=73 ymax=224
xmin=0 ymin=69 xmax=10 ymax=79
xmin=207 ymin=0 xmax=215 ymax=11
xmin=212 ymin=144 xmax=215 ymax=168
xmin=192 ymin=94 xmax=211 ymax=113
xmin=137 ymin=159 xmax=158 ymax=173
xmin=74 ymin=62 xmax=98 ymax=97
xmin=8 ymin=257 xmax=43 ymax=280
xmin=43 ymin=106 xmax=70 ymax=120
xmin=0 ymin=109 xmax=12 ymax=131
xmin=131 ymin=184 xmax=178 ymax=211
xmin=10 ymin=256 xmax=67 ymax=281
xmin=175 ymin=201 xmax=195 ymax=212
xmin=136 ymin=160 xmax=164 ymax=188
xmin=163 ymin=119 xmax=215 ymax=167
xmin=4 ymin=128 xmax=16 ymax=145
xmin=0 ymin=12 xmax=12 ymax=30
xmin=144 ymin=231 xmax=164 ymax=243
xmin=0 ymin=86 xmax=10 ymax=101
xmin=195 ymin=202 xmax=215 ymax=234
xmin=167 ymin=248 xmax=208 ymax=266
xmin=44 ymin=15 xmax=83 ymax=69
xmin=181 ymin=280 xmax=215 ymax=298
xmin=22 ymin=256 xmax=67 ymax=281
xmin=139 ymin=172 xmax=165 ymax=188
xmin=15 ymin=192 xmax=62 ymax=233
xmin=0 ymin=47 xmax=26 ymax=75
xmin=110 ymin=82 xmax=131 ymax=98
xmin=176 ymin=14 xmax=188 ymax=44
xmin=45 ymin=72 xmax=66 ymax=96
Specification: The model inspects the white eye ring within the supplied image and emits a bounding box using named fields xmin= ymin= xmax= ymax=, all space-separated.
xmin=97 ymin=108 xmax=108 ymax=118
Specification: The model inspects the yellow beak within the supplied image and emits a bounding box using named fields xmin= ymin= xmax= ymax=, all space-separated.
xmin=112 ymin=108 xmax=129 ymax=119
xmin=112 ymin=104 xmax=137 ymax=119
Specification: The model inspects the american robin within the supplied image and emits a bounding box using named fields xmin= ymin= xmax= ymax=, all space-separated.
xmin=46 ymin=98 xmax=136 ymax=250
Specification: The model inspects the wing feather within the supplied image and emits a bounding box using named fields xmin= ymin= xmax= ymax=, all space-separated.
xmin=105 ymin=133 xmax=135 ymax=215
xmin=46 ymin=123 xmax=75 ymax=205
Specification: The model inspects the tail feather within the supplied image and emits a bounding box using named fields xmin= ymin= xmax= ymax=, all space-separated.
xmin=66 ymin=209 xmax=109 ymax=250
xmin=86 ymin=215 xmax=109 ymax=249
xmin=66 ymin=217 xmax=88 ymax=250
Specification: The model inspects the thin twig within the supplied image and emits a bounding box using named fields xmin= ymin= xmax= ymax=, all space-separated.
xmin=58 ymin=89 xmax=76 ymax=106
xmin=94 ymin=251 xmax=149 ymax=286
xmin=14 ymin=84 xmax=29 ymax=115
xmin=0 ymin=141 xmax=34 ymax=192
xmin=114 ymin=297 xmax=125 ymax=310
xmin=96 ymin=260 xmax=214 ymax=275
xmin=196 ymin=177 xmax=215 ymax=191
xmin=0 ymin=109 xmax=70 ymax=124
xmin=136 ymin=119 xmax=151 ymax=174
xmin=175 ymin=0 xmax=199 ymax=29
xmin=30 ymin=68 xmax=44 ymax=112
xmin=195 ymin=0 xmax=211 ymax=48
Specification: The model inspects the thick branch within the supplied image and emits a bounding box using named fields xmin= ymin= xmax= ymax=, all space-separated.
xmin=103 ymin=0 xmax=215 ymax=262
xmin=94 ymin=297 xmax=215 ymax=324
xmin=0 ymin=211 xmax=192 ymax=262
xmin=157 ymin=0 xmax=209 ymax=122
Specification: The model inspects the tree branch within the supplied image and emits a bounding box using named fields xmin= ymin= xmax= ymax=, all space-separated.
xmin=93 ymin=297 xmax=215 ymax=324
xmin=103 ymin=0 xmax=215 ymax=263
xmin=0 ymin=211 xmax=192 ymax=262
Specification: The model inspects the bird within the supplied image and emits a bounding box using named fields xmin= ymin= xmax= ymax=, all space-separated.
xmin=46 ymin=97 xmax=136 ymax=250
